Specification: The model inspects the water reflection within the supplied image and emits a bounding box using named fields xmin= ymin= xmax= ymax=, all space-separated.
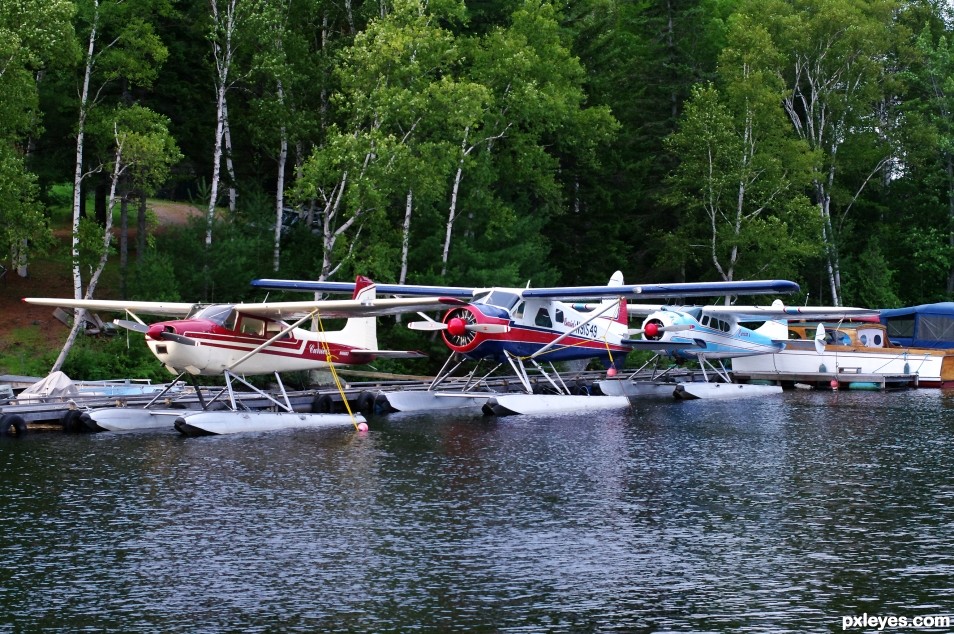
xmin=0 ymin=390 xmax=951 ymax=631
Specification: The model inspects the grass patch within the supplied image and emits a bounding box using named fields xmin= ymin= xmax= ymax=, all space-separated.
xmin=0 ymin=327 xmax=60 ymax=377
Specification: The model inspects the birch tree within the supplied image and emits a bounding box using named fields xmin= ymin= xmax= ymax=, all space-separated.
xmin=206 ymin=0 xmax=249 ymax=247
xmin=52 ymin=105 xmax=181 ymax=372
xmin=767 ymin=0 xmax=899 ymax=305
xmin=297 ymin=0 xmax=466 ymax=282
xmin=68 ymin=0 xmax=166 ymax=304
xmin=663 ymin=14 xmax=818 ymax=283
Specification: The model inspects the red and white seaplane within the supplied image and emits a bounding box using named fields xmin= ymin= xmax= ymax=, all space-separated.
xmin=24 ymin=277 xmax=452 ymax=435
xmin=252 ymin=274 xmax=801 ymax=415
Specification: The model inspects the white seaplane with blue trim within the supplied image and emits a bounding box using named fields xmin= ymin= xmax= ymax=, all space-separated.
xmin=24 ymin=277 xmax=454 ymax=434
xmin=597 ymin=300 xmax=879 ymax=399
xmin=252 ymin=275 xmax=802 ymax=414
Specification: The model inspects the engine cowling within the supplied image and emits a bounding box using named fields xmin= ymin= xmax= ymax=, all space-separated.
xmin=642 ymin=317 xmax=666 ymax=340
xmin=441 ymin=307 xmax=480 ymax=348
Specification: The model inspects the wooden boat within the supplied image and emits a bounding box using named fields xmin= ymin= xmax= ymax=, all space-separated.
xmin=730 ymin=321 xmax=954 ymax=388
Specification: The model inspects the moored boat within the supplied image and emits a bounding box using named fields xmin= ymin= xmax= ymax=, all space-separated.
xmin=731 ymin=321 xmax=954 ymax=388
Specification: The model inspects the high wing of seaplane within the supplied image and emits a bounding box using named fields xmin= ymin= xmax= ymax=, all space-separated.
xmin=23 ymin=276 xmax=455 ymax=434
xmin=252 ymin=274 xmax=801 ymax=414
xmin=594 ymin=299 xmax=879 ymax=399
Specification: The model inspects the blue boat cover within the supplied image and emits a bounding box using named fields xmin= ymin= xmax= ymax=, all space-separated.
xmin=879 ymin=302 xmax=954 ymax=348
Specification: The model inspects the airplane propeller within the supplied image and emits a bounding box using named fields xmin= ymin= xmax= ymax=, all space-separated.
xmin=114 ymin=318 xmax=198 ymax=346
xmin=628 ymin=321 xmax=692 ymax=338
xmin=814 ymin=323 xmax=826 ymax=355
xmin=114 ymin=319 xmax=148 ymax=334
xmin=158 ymin=331 xmax=198 ymax=346
xmin=408 ymin=309 xmax=510 ymax=346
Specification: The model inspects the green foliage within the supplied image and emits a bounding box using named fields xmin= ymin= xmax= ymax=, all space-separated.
xmin=154 ymin=217 xmax=272 ymax=302
xmin=60 ymin=333 xmax=169 ymax=382
xmin=125 ymin=251 xmax=182 ymax=301
xmin=47 ymin=182 xmax=73 ymax=208
xmin=840 ymin=239 xmax=902 ymax=308
xmin=77 ymin=214 xmax=114 ymax=274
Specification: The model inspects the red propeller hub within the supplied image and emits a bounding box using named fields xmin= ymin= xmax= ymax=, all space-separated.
xmin=146 ymin=323 xmax=166 ymax=340
xmin=643 ymin=322 xmax=659 ymax=338
xmin=447 ymin=317 xmax=468 ymax=337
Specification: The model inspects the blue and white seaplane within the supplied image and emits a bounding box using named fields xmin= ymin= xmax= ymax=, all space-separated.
xmin=252 ymin=275 xmax=801 ymax=414
xmin=597 ymin=300 xmax=879 ymax=399
xmin=24 ymin=277 xmax=453 ymax=435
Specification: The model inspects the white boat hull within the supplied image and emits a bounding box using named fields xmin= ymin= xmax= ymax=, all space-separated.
xmin=174 ymin=410 xmax=363 ymax=436
xmin=731 ymin=344 xmax=951 ymax=387
xmin=83 ymin=408 xmax=192 ymax=432
xmin=673 ymin=382 xmax=782 ymax=400
xmin=383 ymin=390 xmax=492 ymax=412
xmin=482 ymin=394 xmax=631 ymax=416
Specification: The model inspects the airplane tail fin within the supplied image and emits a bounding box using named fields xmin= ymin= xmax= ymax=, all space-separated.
xmin=334 ymin=276 xmax=378 ymax=349
xmin=607 ymin=271 xmax=627 ymax=325
xmin=754 ymin=318 xmax=788 ymax=342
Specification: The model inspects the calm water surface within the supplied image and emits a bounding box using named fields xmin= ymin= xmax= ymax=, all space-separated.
xmin=1 ymin=389 xmax=952 ymax=632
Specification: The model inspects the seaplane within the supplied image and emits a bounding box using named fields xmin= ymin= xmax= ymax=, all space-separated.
xmin=596 ymin=300 xmax=879 ymax=399
xmin=251 ymin=274 xmax=801 ymax=415
xmin=23 ymin=277 xmax=454 ymax=435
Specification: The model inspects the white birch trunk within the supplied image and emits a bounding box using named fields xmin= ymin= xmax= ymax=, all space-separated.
xmin=442 ymin=128 xmax=469 ymax=277
xmin=54 ymin=0 xmax=99 ymax=373
xmin=400 ymin=189 xmax=412 ymax=284
xmin=52 ymin=121 xmax=123 ymax=373
xmin=223 ymin=97 xmax=237 ymax=214
xmin=72 ymin=0 xmax=99 ymax=300
xmin=207 ymin=81 xmax=226 ymax=247
xmin=206 ymin=0 xmax=237 ymax=247
xmin=273 ymin=80 xmax=287 ymax=272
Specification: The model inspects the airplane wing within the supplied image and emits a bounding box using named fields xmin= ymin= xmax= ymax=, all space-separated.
xmin=230 ymin=297 xmax=462 ymax=319
xmin=23 ymin=298 xmax=196 ymax=316
xmin=521 ymin=280 xmax=799 ymax=299
xmin=253 ymin=278 xmax=800 ymax=300
xmin=23 ymin=297 xmax=462 ymax=321
xmin=697 ymin=303 xmax=879 ymax=321
xmin=252 ymin=278 xmax=476 ymax=298
xmin=577 ymin=302 xmax=878 ymax=321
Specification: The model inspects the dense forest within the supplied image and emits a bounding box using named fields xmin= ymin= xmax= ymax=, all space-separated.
xmin=4 ymin=0 xmax=954 ymax=315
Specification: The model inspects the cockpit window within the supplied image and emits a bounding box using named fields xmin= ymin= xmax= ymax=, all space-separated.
xmin=534 ymin=308 xmax=553 ymax=328
xmin=192 ymin=304 xmax=235 ymax=326
xmin=476 ymin=291 xmax=521 ymax=310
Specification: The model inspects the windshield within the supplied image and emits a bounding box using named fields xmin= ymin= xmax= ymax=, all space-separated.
xmin=190 ymin=304 xmax=235 ymax=325
xmin=475 ymin=291 xmax=521 ymax=310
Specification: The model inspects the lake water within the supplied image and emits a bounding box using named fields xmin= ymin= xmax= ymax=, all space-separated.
xmin=1 ymin=389 xmax=952 ymax=632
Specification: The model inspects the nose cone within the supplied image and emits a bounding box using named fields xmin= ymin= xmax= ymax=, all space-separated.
xmin=643 ymin=322 xmax=659 ymax=338
xmin=447 ymin=317 xmax=467 ymax=337
xmin=146 ymin=323 xmax=168 ymax=340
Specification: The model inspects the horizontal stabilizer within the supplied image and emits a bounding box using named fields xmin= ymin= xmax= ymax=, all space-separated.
xmin=359 ymin=350 xmax=428 ymax=359
xmin=622 ymin=339 xmax=700 ymax=350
